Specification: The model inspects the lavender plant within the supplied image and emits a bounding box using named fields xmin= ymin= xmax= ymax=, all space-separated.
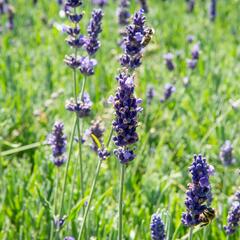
xmin=182 ymin=154 xmax=215 ymax=239
xmin=92 ymin=0 xmax=108 ymax=7
xmin=118 ymin=0 xmax=130 ymax=26
xmin=57 ymin=1 xmax=103 ymax=237
xmin=112 ymin=9 xmax=153 ymax=239
xmin=224 ymin=190 xmax=240 ymax=235
xmin=150 ymin=212 xmax=166 ymax=240
xmin=163 ymin=53 xmax=175 ymax=71
xmin=160 ymin=83 xmax=176 ymax=102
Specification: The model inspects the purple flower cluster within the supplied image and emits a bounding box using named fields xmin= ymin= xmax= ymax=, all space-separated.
xmin=187 ymin=0 xmax=195 ymax=13
xmin=182 ymin=154 xmax=214 ymax=227
xmin=0 ymin=1 xmax=14 ymax=32
xmin=220 ymin=141 xmax=235 ymax=166
xmin=120 ymin=9 xmax=153 ymax=69
xmin=65 ymin=93 xmax=92 ymax=118
xmin=163 ymin=53 xmax=175 ymax=71
xmin=209 ymin=0 xmax=217 ymax=22
xmin=92 ymin=0 xmax=107 ymax=7
xmin=118 ymin=0 xmax=130 ymax=26
xmin=147 ymin=86 xmax=155 ymax=104
xmin=113 ymin=73 xmax=142 ymax=147
xmin=47 ymin=121 xmax=67 ymax=167
xmin=160 ymin=83 xmax=176 ymax=102
xmin=150 ymin=213 xmax=166 ymax=240
xmin=84 ymin=9 xmax=103 ymax=55
xmin=187 ymin=43 xmax=200 ymax=70
xmin=139 ymin=0 xmax=148 ymax=13
xmin=224 ymin=190 xmax=240 ymax=235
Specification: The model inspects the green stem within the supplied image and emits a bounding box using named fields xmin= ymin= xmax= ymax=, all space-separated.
xmin=59 ymin=117 xmax=78 ymax=219
xmin=118 ymin=164 xmax=125 ymax=240
xmin=189 ymin=227 xmax=193 ymax=240
xmin=50 ymin=168 xmax=60 ymax=240
xmin=77 ymin=159 xmax=102 ymax=240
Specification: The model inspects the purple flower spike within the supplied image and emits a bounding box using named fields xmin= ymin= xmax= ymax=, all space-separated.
xmin=220 ymin=140 xmax=235 ymax=166
xmin=209 ymin=0 xmax=217 ymax=22
xmin=118 ymin=0 xmax=130 ymax=26
xmin=92 ymin=0 xmax=108 ymax=7
xmin=78 ymin=56 xmax=97 ymax=76
xmin=84 ymin=9 xmax=103 ymax=55
xmin=182 ymin=154 xmax=215 ymax=227
xmin=224 ymin=190 xmax=240 ymax=235
xmin=64 ymin=237 xmax=75 ymax=240
xmin=112 ymin=73 xmax=142 ymax=148
xmin=160 ymin=83 xmax=176 ymax=102
xmin=114 ymin=148 xmax=135 ymax=164
xmin=187 ymin=59 xmax=197 ymax=69
xmin=150 ymin=212 xmax=166 ymax=240
xmin=47 ymin=121 xmax=67 ymax=167
xmin=139 ymin=0 xmax=149 ymax=13
xmin=163 ymin=53 xmax=175 ymax=71
xmin=191 ymin=44 xmax=200 ymax=60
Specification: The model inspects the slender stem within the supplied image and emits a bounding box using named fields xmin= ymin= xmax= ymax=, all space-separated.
xmin=106 ymin=127 xmax=113 ymax=147
xmin=118 ymin=164 xmax=125 ymax=240
xmin=59 ymin=117 xmax=78 ymax=219
xmin=77 ymin=159 xmax=102 ymax=240
xmin=80 ymin=76 xmax=87 ymax=101
xmin=189 ymin=227 xmax=193 ymax=240
xmin=50 ymin=168 xmax=60 ymax=240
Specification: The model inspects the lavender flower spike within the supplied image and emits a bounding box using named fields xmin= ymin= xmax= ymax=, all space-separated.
xmin=163 ymin=53 xmax=175 ymax=71
xmin=209 ymin=0 xmax=217 ymax=22
xmin=187 ymin=0 xmax=195 ymax=13
xmin=160 ymin=83 xmax=176 ymax=102
xmin=182 ymin=154 xmax=215 ymax=227
xmin=118 ymin=0 xmax=130 ymax=26
xmin=139 ymin=0 xmax=148 ymax=13
xmin=92 ymin=0 xmax=107 ymax=7
xmin=220 ymin=140 xmax=235 ymax=166
xmin=47 ymin=121 xmax=67 ymax=167
xmin=150 ymin=212 xmax=166 ymax=240
xmin=224 ymin=190 xmax=240 ymax=235
xmin=84 ymin=9 xmax=103 ymax=55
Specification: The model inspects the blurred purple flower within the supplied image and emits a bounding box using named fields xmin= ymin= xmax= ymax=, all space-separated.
xmin=150 ymin=212 xmax=166 ymax=240
xmin=160 ymin=83 xmax=176 ymax=102
xmin=163 ymin=53 xmax=175 ymax=71
xmin=220 ymin=141 xmax=235 ymax=166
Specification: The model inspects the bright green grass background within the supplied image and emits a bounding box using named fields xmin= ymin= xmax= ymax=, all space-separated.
xmin=0 ymin=0 xmax=240 ymax=239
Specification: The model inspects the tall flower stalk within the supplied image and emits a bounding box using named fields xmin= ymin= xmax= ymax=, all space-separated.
xmin=112 ymin=9 xmax=153 ymax=239
xmin=57 ymin=0 xmax=103 ymax=236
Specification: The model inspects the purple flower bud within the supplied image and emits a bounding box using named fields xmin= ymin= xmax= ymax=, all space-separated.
xmin=64 ymin=237 xmax=75 ymax=240
xmin=187 ymin=35 xmax=195 ymax=43
xmin=77 ymin=56 xmax=97 ymax=76
xmin=187 ymin=59 xmax=197 ymax=69
xmin=139 ymin=0 xmax=148 ymax=13
xmin=92 ymin=0 xmax=108 ymax=8
xmin=147 ymin=86 xmax=155 ymax=104
xmin=191 ymin=44 xmax=200 ymax=60
xmin=65 ymin=92 xmax=92 ymax=117
xmin=160 ymin=83 xmax=176 ymax=102
xmin=118 ymin=0 xmax=130 ymax=26
xmin=209 ymin=0 xmax=217 ymax=22
xmin=114 ymin=148 xmax=135 ymax=164
xmin=163 ymin=53 xmax=175 ymax=71
xmin=150 ymin=213 xmax=166 ymax=240
xmin=220 ymin=141 xmax=235 ymax=166
xmin=65 ymin=0 xmax=82 ymax=8
xmin=98 ymin=148 xmax=110 ymax=160
xmin=47 ymin=121 xmax=67 ymax=167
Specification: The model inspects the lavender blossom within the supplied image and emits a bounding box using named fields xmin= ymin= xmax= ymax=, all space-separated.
xmin=187 ymin=59 xmax=197 ymax=69
xmin=163 ymin=53 xmax=175 ymax=71
xmin=120 ymin=9 xmax=153 ymax=69
xmin=220 ymin=141 xmax=235 ymax=166
xmin=182 ymin=154 xmax=215 ymax=227
xmin=191 ymin=44 xmax=200 ymax=60
xmin=65 ymin=92 xmax=92 ymax=117
xmin=139 ymin=0 xmax=148 ymax=13
xmin=98 ymin=148 xmax=110 ymax=160
xmin=84 ymin=9 xmax=103 ymax=55
xmin=92 ymin=0 xmax=107 ymax=7
xmin=187 ymin=0 xmax=195 ymax=13
xmin=78 ymin=56 xmax=97 ymax=75
xmin=224 ymin=191 xmax=240 ymax=235
xmin=118 ymin=0 xmax=130 ymax=26
xmin=160 ymin=83 xmax=176 ymax=102
xmin=114 ymin=147 xmax=135 ymax=164
xmin=64 ymin=237 xmax=75 ymax=240
xmin=209 ymin=0 xmax=217 ymax=22
xmin=47 ymin=121 xmax=67 ymax=167
xmin=65 ymin=0 xmax=82 ymax=8
xmin=150 ymin=213 xmax=166 ymax=240
xmin=147 ymin=86 xmax=155 ymax=104
xmin=187 ymin=35 xmax=195 ymax=43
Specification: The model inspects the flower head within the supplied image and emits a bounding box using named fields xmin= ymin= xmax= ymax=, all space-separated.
xmin=78 ymin=56 xmax=97 ymax=75
xmin=118 ymin=0 xmax=130 ymax=26
xmin=65 ymin=92 xmax=92 ymax=117
xmin=114 ymin=148 xmax=135 ymax=164
xmin=191 ymin=44 xmax=200 ymax=60
xmin=224 ymin=190 xmax=240 ymax=235
xmin=220 ymin=141 xmax=235 ymax=166
xmin=150 ymin=213 xmax=166 ymax=240
xmin=147 ymin=86 xmax=155 ymax=104
xmin=47 ymin=121 xmax=67 ymax=167
xmin=209 ymin=0 xmax=217 ymax=22
xmin=163 ymin=53 xmax=175 ymax=71
xmin=92 ymin=0 xmax=108 ymax=7
xmin=187 ymin=59 xmax=197 ymax=69
xmin=160 ymin=83 xmax=176 ymax=102
xmin=84 ymin=9 xmax=103 ymax=55
xmin=182 ymin=154 xmax=215 ymax=227
xmin=112 ymin=73 xmax=142 ymax=148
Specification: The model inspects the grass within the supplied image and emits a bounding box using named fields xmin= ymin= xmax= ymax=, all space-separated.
xmin=0 ymin=0 xmax=240 ymax=239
